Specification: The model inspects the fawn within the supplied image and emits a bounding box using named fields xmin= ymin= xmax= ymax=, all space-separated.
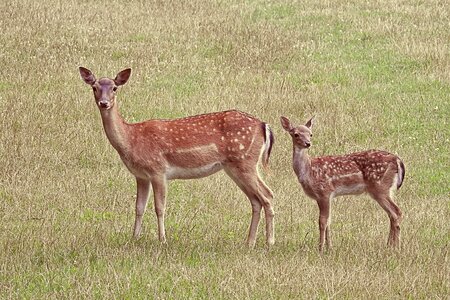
xmin=79 ymin=67 xmax=275 ymax=247
xmin=281 ymin=116 xmax=405 ymax=253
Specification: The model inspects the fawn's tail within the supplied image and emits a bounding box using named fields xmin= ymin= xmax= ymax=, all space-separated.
xmin=396 ymin=158 xmax=405 ymax=189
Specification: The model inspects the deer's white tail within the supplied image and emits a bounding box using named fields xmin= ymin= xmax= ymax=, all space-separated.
xmin=261 ymin=123 xmax=274 ymax=169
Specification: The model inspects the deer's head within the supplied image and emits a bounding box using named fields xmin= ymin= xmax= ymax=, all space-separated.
xmin=79 ymin=67 xmax=131 ymax=110
xmin=280 ymin=116 xmax=314 ymax=149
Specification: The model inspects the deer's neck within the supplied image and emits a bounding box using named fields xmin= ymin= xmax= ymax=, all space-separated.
xmin=293 ymin=146 xmax=312 ymax=184
xmin=99 ymin=104 xmax=129 ymax=154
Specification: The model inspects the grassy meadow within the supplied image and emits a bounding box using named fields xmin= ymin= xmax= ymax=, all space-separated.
xmin=0 ymin=0 xmax=449 ymax=298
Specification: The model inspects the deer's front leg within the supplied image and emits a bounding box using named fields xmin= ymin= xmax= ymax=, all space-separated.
xmin=325 ymin=224 xmax=332 ymax=250
xmin=133 ymin=178 xmax=151 ymax=238
xmin=318 ymin=199 xmax=330 ymax=254
xmin=151 ymin=176 xmax=167 ymax=243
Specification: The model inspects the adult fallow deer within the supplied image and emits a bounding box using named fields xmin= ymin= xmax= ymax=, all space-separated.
xmin=281 ymin=116 xmax=404 ymax=253
xmin=79 ymin=67 xmax=275 ymax=247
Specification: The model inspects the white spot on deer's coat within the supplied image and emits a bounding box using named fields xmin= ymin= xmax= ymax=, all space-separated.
xmin=239 ymin=144 xmax=245 ymax=150
xmin=221 ymin=136 xmax=225 ymax=141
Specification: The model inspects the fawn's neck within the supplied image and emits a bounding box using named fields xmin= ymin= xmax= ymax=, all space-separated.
xmin=99 ymin=104 xmax=129 ymax=154
xmin=293 ymin=146 xmax=311 ymax=184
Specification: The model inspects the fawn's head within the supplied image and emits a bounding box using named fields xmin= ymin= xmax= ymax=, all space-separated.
xmin=79 ymin=67 xmax=131 ymax=110
xmin=280 ymin=116 xmax=314 ymax=149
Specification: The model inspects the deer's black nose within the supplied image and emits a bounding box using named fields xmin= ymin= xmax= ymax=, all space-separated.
xmin=305 ymin=141 xmax=311 ymax=148
xmin=99 ymin=100 xmax=109 ymax=108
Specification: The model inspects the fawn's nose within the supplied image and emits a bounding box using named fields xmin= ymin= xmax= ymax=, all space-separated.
xmin=305 ymin=141 xmax=311 ymax=148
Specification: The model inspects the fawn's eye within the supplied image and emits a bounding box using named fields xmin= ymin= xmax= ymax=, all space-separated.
xmin=113 ymin=86 xmax=118 ymax=92
xmin=294 ymin=133 xmax=300 ymax=138
xmin=310 ymin=134 xmax=313 ymax=137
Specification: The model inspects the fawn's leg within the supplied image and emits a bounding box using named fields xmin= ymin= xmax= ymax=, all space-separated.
xmin=370 ymin=192 xmax=402 ymax=247
xmin=318 ymin=199 xmax=331 ymax=253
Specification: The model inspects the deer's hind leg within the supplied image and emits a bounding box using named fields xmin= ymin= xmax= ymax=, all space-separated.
xmin=368 ymin=188 xmax=402 ymax=247
xmin=224 ymin=165 xmax=275 ymax=247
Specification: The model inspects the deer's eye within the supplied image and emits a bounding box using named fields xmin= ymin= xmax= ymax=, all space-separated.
xmin=113 ymin=86 xmax=118 ymax=92
xmin=310 ymin=134 xmax=313 ymax=137
xmin=294 ymin=133 xmax=300 ymax=138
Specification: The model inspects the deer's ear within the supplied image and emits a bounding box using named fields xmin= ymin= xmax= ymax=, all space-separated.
xmin=280 ymin=116 xmax=293 ymax=131
xmin=79 ymin=67 xmax=96 ymax=86
xmin=114 ymin=68 xmax=131 ymax=86
xmin=305 ymin=116 xmax=314 ymax=129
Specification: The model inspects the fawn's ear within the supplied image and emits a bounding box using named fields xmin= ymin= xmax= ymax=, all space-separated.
xmin=79 ymin=67 xmax=96 ymax=86
xmin=114 ymin=68 xmax=131 ymax=86
xmin=280 ymin=116 xmax=293 ymax=131
xmin=305 ymin=116 xmax=314 ymax=129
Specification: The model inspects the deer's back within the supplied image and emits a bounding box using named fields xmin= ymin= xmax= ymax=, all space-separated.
xmin=122 ymin=110 xmax=267 ymax=177
xmin=308 ymin=150 xmax=400 ymax=198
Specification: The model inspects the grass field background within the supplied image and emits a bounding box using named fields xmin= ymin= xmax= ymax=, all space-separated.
xmin=0 ymin=0 xmax=448 ymax=298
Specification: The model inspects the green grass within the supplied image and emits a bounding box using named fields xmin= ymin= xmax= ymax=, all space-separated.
xmin=0 ymin=0 xmax=449 ymax=298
